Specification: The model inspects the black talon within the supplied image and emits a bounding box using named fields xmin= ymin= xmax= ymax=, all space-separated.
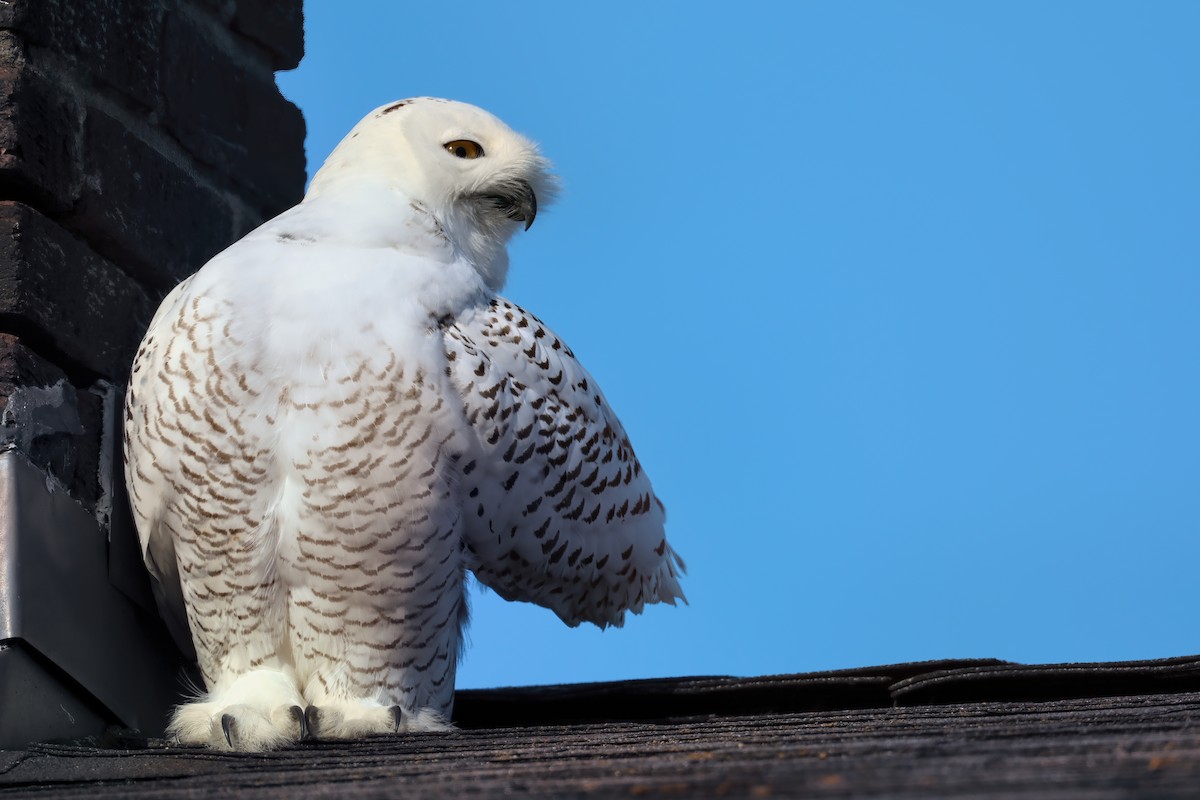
xmin=290 ymin=705 xmax=307 ymax=740
xmin=389 ymin=705 xmax=404 ymax=732
xmin=304 ymin=705 xmax=321 ymax=738
xmin=220 ymin=714 xmax=236 ymax=748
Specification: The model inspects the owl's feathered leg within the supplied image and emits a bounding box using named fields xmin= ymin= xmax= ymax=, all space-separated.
xmin=287 ymin=542 xmax=468 ymax=739
xmin=158 ymin=506 xmax=309 ymax=751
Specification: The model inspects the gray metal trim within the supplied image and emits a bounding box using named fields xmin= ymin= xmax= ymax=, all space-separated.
xmin=0 ymin=450 xmax=186 ymax=744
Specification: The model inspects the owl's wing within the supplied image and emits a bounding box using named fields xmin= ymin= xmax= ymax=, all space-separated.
xmin=446 ymin=298 xmax=685 ymax=628
xmin=123 ymin=276 xmax=198 ymax=660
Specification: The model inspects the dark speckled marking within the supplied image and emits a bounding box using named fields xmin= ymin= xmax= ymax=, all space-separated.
xmin=277 ymin=231 xmax=317 ymax=244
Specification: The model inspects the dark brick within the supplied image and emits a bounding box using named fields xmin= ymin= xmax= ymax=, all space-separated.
xmin=71 ymin=108 xmax=236 ymax=291
xmin=0 ymin=202 xmax=155 ymax=380
xmin=0 ymin=0 xmax=164 ymax=110
xmin=0 ymin=34 xmax=83 ymax=213
xmin=0 ymin=333 xmax=102 ymax=509
xmin=231 ymin=0 xmax=304 ymax=71
xmin=188 ymin=0 xmax=236 ymax=21
xmin=162 ymin=10 xmax=305 ymax=218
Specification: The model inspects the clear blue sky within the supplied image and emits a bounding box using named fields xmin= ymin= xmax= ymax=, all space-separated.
xmin=278 ymin=2 xmax=1200 ymax=689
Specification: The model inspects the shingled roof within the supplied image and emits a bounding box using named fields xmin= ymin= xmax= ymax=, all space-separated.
xmin=2 ymin=655 xmax=1199 ymax=798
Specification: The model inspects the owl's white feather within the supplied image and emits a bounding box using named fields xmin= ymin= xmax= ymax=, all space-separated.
xmin=124 ymin=98 xmax=683 ymax=751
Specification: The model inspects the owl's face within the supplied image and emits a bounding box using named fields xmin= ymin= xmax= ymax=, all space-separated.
xmin=308 ymin=98 xmax=557 ymax=288
xmin=395 ymin=98 xmax=554 ymax=230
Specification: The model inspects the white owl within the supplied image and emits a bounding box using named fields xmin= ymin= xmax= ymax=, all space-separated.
xmin=123 ymin=98 xmax=685 ymax=751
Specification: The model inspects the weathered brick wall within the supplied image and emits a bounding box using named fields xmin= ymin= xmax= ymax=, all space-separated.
xmin=0 ymin=0 xmax=305 ymax=744
xmin=0 ymin=0 xmax=304 ymax=509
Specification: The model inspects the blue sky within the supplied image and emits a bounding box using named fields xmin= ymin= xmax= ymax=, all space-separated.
xmin=278 ymin=2 xmax=1200 ymax=689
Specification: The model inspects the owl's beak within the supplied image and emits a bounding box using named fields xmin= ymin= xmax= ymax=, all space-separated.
xmin=482 ymin=179 xmax=538 ymax=230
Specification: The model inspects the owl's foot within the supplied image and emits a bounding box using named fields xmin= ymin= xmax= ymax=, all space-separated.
xmin=302 ymin=700 xmax=452 ymax=740
xmin=168 ymin=669 xmax=307 ymax=751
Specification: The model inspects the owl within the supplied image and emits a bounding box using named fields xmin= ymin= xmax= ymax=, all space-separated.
xmin=123 ymin=98 xmax=685 ymax=751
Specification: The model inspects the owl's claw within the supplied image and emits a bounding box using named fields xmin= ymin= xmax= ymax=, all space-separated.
xmin=221 ymin=714 xmax=236 ymax=747
xmin=290 ymin=705 xmax=308 ymax=740
xmin=390 ymin=705 xmax=404 ymax=732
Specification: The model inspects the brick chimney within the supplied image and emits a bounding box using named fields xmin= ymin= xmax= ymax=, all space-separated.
xmin=0 ymin=0 xmax=305 ymax=746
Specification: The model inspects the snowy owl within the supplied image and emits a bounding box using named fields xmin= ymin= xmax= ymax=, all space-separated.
xmin=123 ymin=97 xmax=685 ymax=751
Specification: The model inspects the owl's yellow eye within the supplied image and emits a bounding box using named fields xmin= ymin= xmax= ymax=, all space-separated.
xmin=444 ymin=140 xmax=484 ymax=159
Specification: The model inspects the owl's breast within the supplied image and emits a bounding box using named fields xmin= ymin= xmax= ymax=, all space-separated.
xmin=262 ymin=333 xmax=469 ymax=593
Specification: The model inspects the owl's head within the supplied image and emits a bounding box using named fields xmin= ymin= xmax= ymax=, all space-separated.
xmin=307 ymin=97 xmax=557 ymax=288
